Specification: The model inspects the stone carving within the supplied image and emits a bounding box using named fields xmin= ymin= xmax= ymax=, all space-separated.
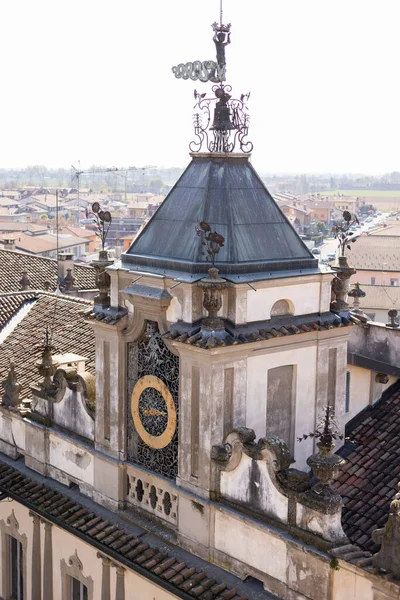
xmin=6 ymin=509 xmax=19 ymax=531
xmin=36 ymin=328 xmax=59 ymax=395
xmin=53 ymin=367 xmax=96 ymax=414
xmin=372 ymin=483 xmax=400 ymax=578
xmin=91 ymin=250 xmax=113 ymax=308
xmin=330 ymin=256 xmax=356 ymax=312
xmin=19 ymin=270 xmax=31 ymax=291
xmin=387 ymin=308 xmax=399 ymax=329
xmin=299 ymin=403 xmax=345 ymax=511
xmin=63 ymin=269 xmax=76 ymax=293
xmin=1 ymin=361 xmax=22 ymax=407
xmin=68 ymin=549 xmax=83 ymax=571
xmin=198 ymin=267 xmax=227 ymax=331
xmin=213 ymin=427 xmax=346 ymax=542
xmin=347 ymin=282 xmax=366 ymax=314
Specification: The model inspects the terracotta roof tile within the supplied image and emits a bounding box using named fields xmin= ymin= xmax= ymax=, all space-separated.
xmin=166 ymin=314 xmax=353 ymax=349
xmin=335 ymin=382 xmax=400 ymax=552
xmin=0 ymin=248 xmax=96 ymax=292
xmin=0 ymin=461 xmax=255 ymax=600
xmin=0 ymin=291 xmax=37 ymax=328
xmin=0 ymin=292 xmax=95 ymax=400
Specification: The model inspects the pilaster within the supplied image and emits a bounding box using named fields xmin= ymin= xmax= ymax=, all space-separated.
xmin=115 ymin=566 xmax=125 ymax=600
xmin=43 ymin=521 xmax=53 ymax=600
xmin=30 ymin=511 xmax=41 ymax=600
xmin=176 ymin=346 xmax=247 ymax=499
xmin=92 ymin=323 xmax=127 ymax=460
xmin=97 ymin=553 xmax=111 ymax=600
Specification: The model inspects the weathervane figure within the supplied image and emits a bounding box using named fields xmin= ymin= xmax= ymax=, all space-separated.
xmin=171 ymin=0 xmax=230 ymax=83
xmin=212 ymin=22 xmax=231 ymax=70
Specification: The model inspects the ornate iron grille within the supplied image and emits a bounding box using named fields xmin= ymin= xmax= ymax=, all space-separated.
xmin=127 ymin=321 xmax=179 ymax=479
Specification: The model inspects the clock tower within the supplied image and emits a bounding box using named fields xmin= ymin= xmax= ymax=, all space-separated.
xmin=88 ymin=18 xmax=350 ymax=561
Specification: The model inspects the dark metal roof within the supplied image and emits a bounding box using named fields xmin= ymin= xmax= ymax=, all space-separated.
xmin=122 ymin=154 xmax=318 ymax=278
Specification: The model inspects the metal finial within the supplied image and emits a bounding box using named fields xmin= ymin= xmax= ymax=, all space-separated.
xmin=331 ymin=211 xmax=359 ymax=257
xmin=190 ymin=85 xmax=252 ymax=153
xmin=298 ymin=402 xmax=344 ymax=450
xmin=195 ymin=221 xmax=225 ymax=266
xmin=87 ymin=203 xmax=112 ymax=252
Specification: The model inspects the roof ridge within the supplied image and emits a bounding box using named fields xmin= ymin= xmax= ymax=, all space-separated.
xmin=0 ymin=290 xmax=93 ymax=305
xmin=0 ymin=248 xmax=94 ymax=270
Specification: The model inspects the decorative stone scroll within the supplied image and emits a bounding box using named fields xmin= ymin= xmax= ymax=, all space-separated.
xmin=212 ymin=428 xmax=347 ymax=543
xmin=31 ymin=361 xmax=95 ymax=440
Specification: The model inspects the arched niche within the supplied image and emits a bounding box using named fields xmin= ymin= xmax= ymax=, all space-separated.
xmin=270 ymin=299 xmax=294 ymax=318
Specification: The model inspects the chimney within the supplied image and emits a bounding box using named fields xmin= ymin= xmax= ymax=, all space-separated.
xmin=58 ymin=252 xmax=74 ymax=285
xmin=3 ymin=237 xmax=16 ymax=251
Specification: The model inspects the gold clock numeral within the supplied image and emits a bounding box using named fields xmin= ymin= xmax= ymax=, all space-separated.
xmin=131 ymin=375 xmax=176 ymax=449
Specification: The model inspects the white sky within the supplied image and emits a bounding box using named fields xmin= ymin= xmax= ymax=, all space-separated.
xmin=1 ymin=0 xmax=400 ymax=174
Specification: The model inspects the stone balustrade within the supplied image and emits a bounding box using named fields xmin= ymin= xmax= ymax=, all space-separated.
xmin=126 ymin=464 xmax=178 ymax=527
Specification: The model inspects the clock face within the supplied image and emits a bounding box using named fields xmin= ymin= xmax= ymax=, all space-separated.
xmin=131 ymin=375 xmax=177 ymax=449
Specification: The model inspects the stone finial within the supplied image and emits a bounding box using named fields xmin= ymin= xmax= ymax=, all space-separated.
xmin=372 ymin=483 xmax=400 ymax=578
xmin=1 ymin=361 xmax=22 ymax=407
xmin=19 ymin=271 xmax=31 ymax=291
xmin=387 ymin=308 xmax=399 ymax=329
xmin=63 ymin=269 xmax=76 ymax=293
xmin=91 ymin=250 xmax=113 ymax=309
xmin=300 ymin=403 xmax=345 ymax=507
xmin=36 ymin=327 xmax=58 ymax=395
xmin=330 ymin=255 xmax=356 ymax=312
xmin=348 ymin=282 xmax=366 ymax=313
xmin=198 ymin=267 xmax=227 ymax=331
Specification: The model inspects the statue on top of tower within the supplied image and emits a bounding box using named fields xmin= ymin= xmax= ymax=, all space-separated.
xmin=212 ymin=21 xmax=231 ymax=70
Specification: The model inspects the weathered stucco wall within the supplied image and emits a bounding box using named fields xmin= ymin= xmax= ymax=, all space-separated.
xmin=0 ymin=500 xmax=179 ymax=600
xmin=348 ymin=322 xmax=400 ymax=377
xmin=246 ymin=281 xmax=322 ymax=322
xmin=246 ymin=344 xmax=317 ymax=469
xmin=346 ymin=365 xmax=397 ymax=423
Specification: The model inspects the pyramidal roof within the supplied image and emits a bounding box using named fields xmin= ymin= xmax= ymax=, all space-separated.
xmin=121 ymin=153 xmax=318 ymax=282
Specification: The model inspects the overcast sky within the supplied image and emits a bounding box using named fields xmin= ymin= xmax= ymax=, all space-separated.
xmin=1 ymin=0 xmax=399 ymax=174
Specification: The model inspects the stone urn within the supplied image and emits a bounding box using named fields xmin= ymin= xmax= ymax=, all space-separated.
xmin=198 ymin=267 xmax=227 ymax=330
xmin=307 ymin=442 xmax=345 ymax=504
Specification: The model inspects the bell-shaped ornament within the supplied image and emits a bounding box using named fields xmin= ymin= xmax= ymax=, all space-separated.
xmin=210 ymin=87 xmax=235 ymax=131
xmin=210 ymin=104 xmax=235 ymax=131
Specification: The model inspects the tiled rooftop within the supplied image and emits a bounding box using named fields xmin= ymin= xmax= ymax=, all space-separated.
xmin=0 ymin=291 xmax=37 ymax=329
xmin=0 ymin=248 xmax=96 ymax=292
xmin=0 ymin=292 xmax=95 ymax=400
xmin=0 ymin=232 xmax=87 ymax=255
xmin=0 ymin=459 xmax=269 ymax=600
xmin=359 ymin=284 xmax=400 ymax=311
xmin=335 ymin=382 xmax=400 ymax=553
xmin=165 ymin=313 xmax=357 ymax=349
xmin=347 ymin=236 xmax=400 ymax=271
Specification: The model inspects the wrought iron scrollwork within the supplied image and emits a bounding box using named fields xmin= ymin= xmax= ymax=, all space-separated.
xmin=190 ymin=84 xmax=253 ymax=154
xmin=127 ymin=321 xmax=179 ymax=480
